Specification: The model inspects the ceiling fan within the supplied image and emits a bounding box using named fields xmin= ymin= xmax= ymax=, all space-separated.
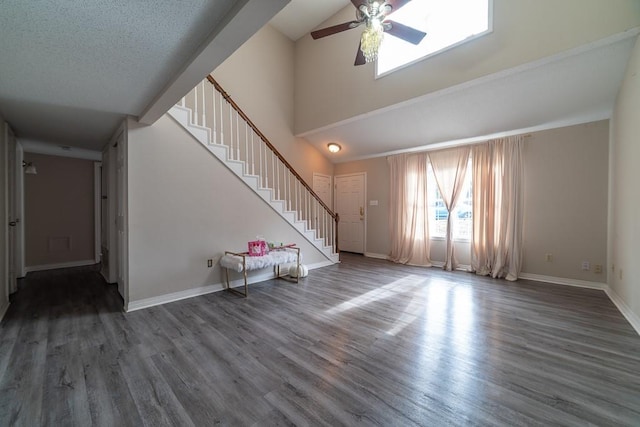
xmin=310 ymin=0 xmax=427 ymax=66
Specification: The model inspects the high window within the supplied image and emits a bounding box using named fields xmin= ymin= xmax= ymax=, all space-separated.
xmin=377 ymin=0 xmax=492 ymax=77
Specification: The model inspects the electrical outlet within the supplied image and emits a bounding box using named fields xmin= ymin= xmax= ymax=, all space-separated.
xmin=207 ymin=259 xmax=213 ymax=268
xmin=545 ymin=253 xmax=553 ymax=262
xmin=581 ymin=261 xmax=590 ymax=271
xmin=594 ymin=264 xmax=602 ymax=274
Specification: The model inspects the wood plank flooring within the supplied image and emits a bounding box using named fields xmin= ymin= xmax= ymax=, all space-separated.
xmin=1 ymin=253 xmax=639 ymax=426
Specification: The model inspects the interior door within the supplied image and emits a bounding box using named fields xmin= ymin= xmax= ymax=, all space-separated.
xmin=335 ymin=173 xmax=365 ymax=253
xmin=6 ymin=128 xmax=17 ymax=293
xmin=115 ymin=133 xmax=127 ymax=301
xmin=312 ymin=173 xmax=332 ymax=208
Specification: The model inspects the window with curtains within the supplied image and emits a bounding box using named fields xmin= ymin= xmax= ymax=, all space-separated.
xmin=427 ymin=158 xmax=473 ymax=240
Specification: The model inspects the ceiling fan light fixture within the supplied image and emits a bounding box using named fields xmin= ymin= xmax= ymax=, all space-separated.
xmin=360 ymin=19 xmax=384 ymax=63
xmin=327 ymin=143 xmax=342 ymax=153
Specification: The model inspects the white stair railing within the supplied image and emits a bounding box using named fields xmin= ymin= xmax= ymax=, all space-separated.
xmin=179 ymin=75 xmax=339 ymax=253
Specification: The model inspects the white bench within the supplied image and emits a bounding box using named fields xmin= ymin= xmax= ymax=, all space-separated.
xmin=220 ymin=246 xmax=300 ymax=297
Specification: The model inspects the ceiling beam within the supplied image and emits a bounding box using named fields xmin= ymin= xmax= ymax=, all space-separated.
xmin=138 ymin=0 xmax=290 ymax=125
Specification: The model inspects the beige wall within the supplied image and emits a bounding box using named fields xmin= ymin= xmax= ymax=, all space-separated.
xmin=213 ymin=24 xmax=334 ymax=184
xmin=126 ymin=116 xmax=330 ymax=304
xmin=335 ymin=121 xmax=609 ymax=281
xmin=294 ymin=0 xmax=640 ymax=134
xmin=522 ymin=121 xmax=608 ymax=281
xmin=23 ymin=153 xmax=95 ymax=268
xmin=610 ymin=36 xmax=640 ymax=320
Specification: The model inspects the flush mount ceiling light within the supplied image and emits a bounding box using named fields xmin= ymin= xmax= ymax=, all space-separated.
xmin=327 ymin=143 xmax=342 ymax=153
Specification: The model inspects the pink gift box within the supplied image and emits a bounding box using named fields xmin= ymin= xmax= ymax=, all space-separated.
xmin=248 ymin=240 xmax=268 ymax=257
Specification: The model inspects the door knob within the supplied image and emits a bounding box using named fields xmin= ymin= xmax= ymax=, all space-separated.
xmin=8 ymin=221 xmax=16 ymax=227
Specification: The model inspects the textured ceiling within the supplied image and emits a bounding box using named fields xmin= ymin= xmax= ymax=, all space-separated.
xmin=0 ymin=0 xmax=277 ymax=151
xmin=300 ymin=33 xmax=638 ymax=162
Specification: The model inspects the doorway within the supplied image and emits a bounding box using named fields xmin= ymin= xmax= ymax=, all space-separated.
xmin=334 ymin=173 xmax=366 ymax=254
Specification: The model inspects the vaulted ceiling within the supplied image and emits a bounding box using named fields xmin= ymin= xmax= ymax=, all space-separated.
xmin=1 ymin=0 xmax=637 ymax=163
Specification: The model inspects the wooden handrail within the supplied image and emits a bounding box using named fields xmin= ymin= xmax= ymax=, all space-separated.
xmin=206 ymin=75 xmax=337 ymax=220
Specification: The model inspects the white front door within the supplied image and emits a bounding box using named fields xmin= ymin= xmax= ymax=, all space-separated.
xmin=335 ymin=173 xmax=366 ymax=254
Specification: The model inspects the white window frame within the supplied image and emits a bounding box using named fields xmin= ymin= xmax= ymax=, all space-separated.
xmin=376 ymin=0 xmax=494 ymax=78
xmin=427 ymin=157 xmax=473 ymax=242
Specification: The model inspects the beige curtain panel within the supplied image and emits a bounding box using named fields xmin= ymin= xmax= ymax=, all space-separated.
xmin=471 ymin=136 xmax=524 ymax=281
xmin=388 ymin=153 xmax=432 ymax=266
xmin=428 ymin=146 xmax=471 ymax=271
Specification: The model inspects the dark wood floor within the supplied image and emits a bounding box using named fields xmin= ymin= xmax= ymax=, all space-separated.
xmin=1 ymin=253 xmax=640 ymax=426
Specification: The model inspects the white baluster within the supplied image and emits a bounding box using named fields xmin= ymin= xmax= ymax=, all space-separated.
xmin=219 ymin=92 xmax=224 ymax=146
xmin=235 ymin=111 xmax=240 ymax=161
xmin=251 ymin=131 xmax=255 ymax=175
xmin=194 ymin=85 xmax=199 ymax=126
xmin=201 ymin=81 xmax=206 ymax=129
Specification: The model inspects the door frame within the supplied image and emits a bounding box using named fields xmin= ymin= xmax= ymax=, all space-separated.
xmin=93 ymin=161 xmax=102 ymax=264
xmin=334 ymin=172 xmax=367 ymax=254
xmin=312 ymin=172 xmax=332 ymax=209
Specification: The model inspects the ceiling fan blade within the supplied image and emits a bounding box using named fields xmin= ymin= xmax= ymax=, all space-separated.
xmin=311 ymin=21 xmax=360 ymax=39
xmin=384 ymin=20 xmax=426 ymax=44
xmin=354 ymin=41 xmax=366 ymax=66
xmin=385 ymin=0 xmax=413 ymax=14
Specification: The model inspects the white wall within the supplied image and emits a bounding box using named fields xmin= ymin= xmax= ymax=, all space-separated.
xmin=335 ymin=121 xmax=609 ymax=281
xmin=294 ymin=0 xmax=640 ymax=134
xmin=213 ymin=24 xmax=334 ymax=184
xmin=126 ymin=115 xmax=329 ymax=305
xmin=610 ymin=36 xmax=640 ymax=323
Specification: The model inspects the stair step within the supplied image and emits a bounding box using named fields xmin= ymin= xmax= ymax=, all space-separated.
xmin=168 ymin=105 xmax=337 ymax=263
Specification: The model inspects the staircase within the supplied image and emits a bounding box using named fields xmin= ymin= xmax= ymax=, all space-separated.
xmin=168 ymin=75 xmax=339 ymax=263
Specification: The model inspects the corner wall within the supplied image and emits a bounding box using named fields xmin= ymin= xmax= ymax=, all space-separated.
xmin=23 ymin=153 xmax=96 ymax=270
xmin=213 ymin=24 xmax=334 ymax=184
xmin=610 ymin=35 xmax=640 ymax=326
xmin=126 ymin=115 xmax=329 ymax=306
xmin=335 ymin=120 xmax=609 ymax=283
xmin=295 ymin=0 xmax=640 ymax=134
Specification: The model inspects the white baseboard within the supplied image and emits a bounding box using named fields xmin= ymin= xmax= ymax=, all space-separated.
xmin=604 ymin=286 xmax=640 ymax=336
xmin=125 ymin=270 xmax=280 ymax=312
xmin=0 ymin=301 xmax=10 ymax=322
xmin=519 ymin=273 xmax=607 ymax=290
xmin=25 ymin=259 xmax=97 ymax=273
xmin=307 ymin=260 xmax=336 ymax=270
xmin=364 ymin=252 xmax=389 ymax=260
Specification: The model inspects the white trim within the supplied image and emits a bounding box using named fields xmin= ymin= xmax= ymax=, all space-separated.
xmin=307 ymin=260 xmax=335 ymax=270
xmin=93 ymin=162 xmax=102 ymax=263
xmin=126 ymin=260 xmax=337 ymax=312
xmin=0 ymin=301 xmax=9 ymax=322
xmin=604 ymin=286 xmax=640 ymax=336
xmin=519 ymin=273 xmax=607 ymax=290
xmin=375 ymin=0 xmax=494 ymax=79
xmin=25 ymin=259 xmax=96 ymax=273
xmin=126 ymin=270 xmax=281 ymax=312
xmin=365 ymin=252 xmax=388 ymax=260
